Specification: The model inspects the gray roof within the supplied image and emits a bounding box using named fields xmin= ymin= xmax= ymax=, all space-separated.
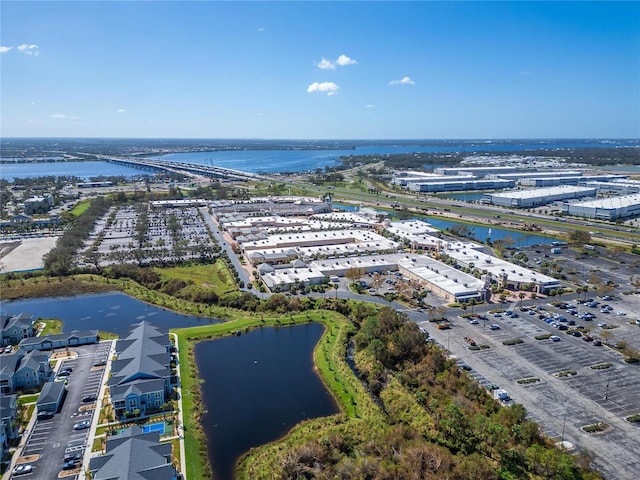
xmin=37 ymin=381 xmax=66 ymax=407
xmin=110 ymin=378 xmax=166 ymax=399
xmin=0 ymin=349 xmax=49 ymax=378
xmin=1 ymin=312 xmax=33 ymax=333
xmin=109 ymin=322 xmax=170 ymax=391
xmin=0 ymin=394 xmax=17 ymax=422
xmin=19 ymin=330 xmax=98 ymax=347
xmin=90 ymin=427 xmax=175 ymax=480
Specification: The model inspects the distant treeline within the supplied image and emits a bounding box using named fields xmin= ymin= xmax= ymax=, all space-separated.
xmin=337 ymin=147 xmax=639 ymax=171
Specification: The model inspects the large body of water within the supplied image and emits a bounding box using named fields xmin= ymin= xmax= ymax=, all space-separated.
xmin=195 ymin=323 xmax=338 ymax=480
xmin=0 ymin=161 xmax=145 ymax=181
xmin=2 ymin=139 xmax=637 ymax=179
xmin=1 ymin=291 xmax=219 ymax=336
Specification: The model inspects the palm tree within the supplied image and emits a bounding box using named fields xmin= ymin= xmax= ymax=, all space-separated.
xmin=530 ymin=292 xmax=538 ymax=307
xmin=518 ymin=292 xmax=526 ymax=309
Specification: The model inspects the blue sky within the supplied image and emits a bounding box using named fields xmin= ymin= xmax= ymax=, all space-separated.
xmin=1 ymin=1 xmax=639 ymax=139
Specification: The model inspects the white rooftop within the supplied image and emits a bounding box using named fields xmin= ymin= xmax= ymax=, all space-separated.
xmin=568 ymin=192 xmax=640 ymax=209
xmin=490 ymin=185 xmax=595 ymax=199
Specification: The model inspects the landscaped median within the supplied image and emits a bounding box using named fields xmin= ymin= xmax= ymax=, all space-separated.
xmin=172 ymin=309 xmax=380 ymax=480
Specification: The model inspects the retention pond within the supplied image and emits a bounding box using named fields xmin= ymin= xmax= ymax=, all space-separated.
xmin=195 ymin=322 xmax=339 ymax=480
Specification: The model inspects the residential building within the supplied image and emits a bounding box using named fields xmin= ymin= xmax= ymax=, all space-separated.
xmin=109 ymin=322 xmax=173 ymax=419
xmin=24 ymin=194 xmax=54 ymax=215
xmin=18 ymin=330 xmax=98 ymax=352
xmin=0 ymin=348 xmax=52 ymax=393
xmin=1 ymin=312 xmax=35 ymax=347
xmin=0 ymin=394 xmax=18 ymax=460
xmin=89 ymin=426 xmax=179 ymax=480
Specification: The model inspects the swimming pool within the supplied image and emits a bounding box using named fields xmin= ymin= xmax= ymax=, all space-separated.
xmin=141 ymin=422 xmax=165 ymax=434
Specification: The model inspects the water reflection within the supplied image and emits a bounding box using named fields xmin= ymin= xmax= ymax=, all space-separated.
xmin=2 ymin=292 xmax=219 ymax=336
xmin=195 ymin=323 xmax=338 ymax=480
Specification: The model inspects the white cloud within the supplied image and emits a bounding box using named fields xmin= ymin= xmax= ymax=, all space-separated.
xmin=389 ymin=76 xmax=415 ymax=86
xmin=71 ymin=116 xmax=80 ymax=120
xmin=50 ymin=113 xmax=66 ymax=119
xmin=17 ymin=44 xmax=40 ymax=56
xmin=365 ymin=104 xmax=375 ymax=108
xmin=0 ymin=46 xmax=12 ymax=54
xmin=117 ymin=108 xmax=126 ymax=113
xmin=336 ymin=54 xmax=357 ymax=67
xmin=307 ymin=81 xmax=339 ymax=96
xmin=316 ymin=54 xmax=358 ymax=70
xmin=316 ymin=58 xmax=335 ymax=70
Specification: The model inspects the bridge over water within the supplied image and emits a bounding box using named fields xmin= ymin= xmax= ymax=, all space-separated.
xmin=101 ymin=156 xmax=266 ymax=181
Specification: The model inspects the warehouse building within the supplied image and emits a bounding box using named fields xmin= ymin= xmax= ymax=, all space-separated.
xmin=407 ymin=178 xmax=515 ymax=193
xmin=582 ymin=180 xmax=640 ymax=195
xmin=444 ymin=241 xmax=562 ymax=294
xmin=434 ymin=166 xmax=523 ymax=177
xmin=392 ymin=173 xmax=475 ymax=187
xmin=484 ymin=186 xmax=596 ymax=208
xmin=562 ymin=193 xmax=640 ymax=220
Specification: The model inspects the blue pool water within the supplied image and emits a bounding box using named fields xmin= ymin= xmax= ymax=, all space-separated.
xmin=141 ymin=422 xmax=165 ymax=434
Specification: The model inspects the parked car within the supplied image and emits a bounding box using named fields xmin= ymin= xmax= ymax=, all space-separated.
xmin=37 ymin=410 xmax=54 ymax=420
xmin=73 ymin=420 xmax=91 ymax=430
xmin=92 ymin=359 xmax=107 ymax=367
xmin=469 ymin=319 xmax=479 ymax=325
xmin=62 ymin=459 xmax=78 ymax=470
xmin=82 ymin=395 xmax=97 ymax=403
xmin=64 ymin=452 xmax=82 ymax=462
xmin=549 ymin=335 xmax=561 ymax=342
xmin=13 ymin=464 xmax=33 ymax=475
xmin=489 ymin=324 xmax=500 ymax=330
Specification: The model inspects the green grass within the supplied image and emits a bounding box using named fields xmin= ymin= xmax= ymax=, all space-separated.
xmin=625 ymin=413 xmax=640 ymax=423
xmin=502 ymin=338 xmax=524 ymax=346
xmin=40 ymin=319 xmax=63 ymax=336
xmin=516 ymin=377 xmax=540 ymax=385
xmin=582 ymin=422 xmax=609 ymax=433
xmin=173 ymin=309 xmax=379 ymax=480
xmin=535 ymin=333 xmax=552 ymax=340
xmin=17 ymin=393 xmax=40 ymax=405
xmin=155 ymin=260 xmax=238 ymax=296
xmin=590 ymin=363 xmax=613 ymax=370
xmin=555 ymin=370 xmax=578 ymax=378
xmin=69 ymin=200 xmax=91 ymax=217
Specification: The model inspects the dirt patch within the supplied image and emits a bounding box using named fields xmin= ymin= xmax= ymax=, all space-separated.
xmin=58 ymin=467 xmax=81 ymax=477
xmin=16 ymin=454 xmax=39 ymax=463
xmin=51 ymin=351 xmax=78 ymax=360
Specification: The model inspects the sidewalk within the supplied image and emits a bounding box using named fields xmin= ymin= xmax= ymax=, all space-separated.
xmin=170 ymin=332 xmax=187 ymax=478
xmin=78 ymin=339 xmax=115 ymax=480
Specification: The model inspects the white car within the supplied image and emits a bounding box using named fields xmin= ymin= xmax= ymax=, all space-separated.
xmin=73 ymin=420 xmax=91 ymax=430
xmin=616 ymin=311 xmax=626 ymax=316
xmin=469 ymin=319 xmax=479 ymax=325
xmin=13 ymin=464 xmax=33 ymax=475
xmin=549 ymin=335 xmax=561 ymax=342
xmin=489 ymin=324 xmax=500 ymax=330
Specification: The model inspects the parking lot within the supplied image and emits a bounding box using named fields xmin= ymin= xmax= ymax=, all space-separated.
xmin=12 ymin=342 xmax=112 ymax=480
xmin=422 ymin=294 xmax=640 ymax=480
xmin=80 ymin=205 xmax=215 ymax=267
